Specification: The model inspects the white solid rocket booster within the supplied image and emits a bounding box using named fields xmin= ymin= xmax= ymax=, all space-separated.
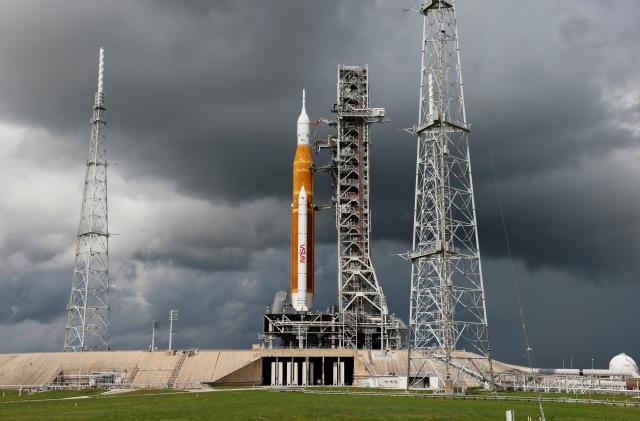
xmin=297 ymin=186 xmax=308 ymax=311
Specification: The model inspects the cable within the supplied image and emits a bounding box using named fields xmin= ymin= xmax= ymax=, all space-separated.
xmin=484 ymin=128 xmax=535 ymax=369
xmin=459 ymin=2 xmax=543 ymax=418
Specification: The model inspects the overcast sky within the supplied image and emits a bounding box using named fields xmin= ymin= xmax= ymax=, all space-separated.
xmin=0 ymin=0 xmax=638 ymax=369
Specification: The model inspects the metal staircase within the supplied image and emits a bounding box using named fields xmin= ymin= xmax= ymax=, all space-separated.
xmin=167 ymin=350 xmax=188 ymax=388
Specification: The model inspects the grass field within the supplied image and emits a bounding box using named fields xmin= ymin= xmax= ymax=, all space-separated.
xmin=0 ymin=388 xmax=638 ymax=420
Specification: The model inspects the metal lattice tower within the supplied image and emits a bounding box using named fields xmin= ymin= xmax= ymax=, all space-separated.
xmin=408 ymin=1 xmax=493 ymax=387
xmin=64 ymin=48 xmax=110 ymax=352
xmin=327 ymin=65 xmax=400 ymax=350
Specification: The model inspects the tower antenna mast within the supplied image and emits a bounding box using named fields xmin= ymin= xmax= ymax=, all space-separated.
xmin=64 ymin=47 xmax=111 ymax=352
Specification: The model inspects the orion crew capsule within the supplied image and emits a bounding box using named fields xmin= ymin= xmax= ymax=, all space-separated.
xmin=291 ymin=90 xmax=314 ymax=312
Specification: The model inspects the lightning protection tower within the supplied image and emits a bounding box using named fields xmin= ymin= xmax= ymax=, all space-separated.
xmin=64 ymin=48 xmax=111 ymax=352
xmin=407 ymin=1 xmax=493 ymax=388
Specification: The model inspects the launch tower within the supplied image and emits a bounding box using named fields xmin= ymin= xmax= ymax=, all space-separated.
xmin=407 ymin=1 xmax=493 ymax=388
xmin=326 ymin=65 xmax=401 ymax=350
xmin=63 ymin=48 xmax=111 ymax=352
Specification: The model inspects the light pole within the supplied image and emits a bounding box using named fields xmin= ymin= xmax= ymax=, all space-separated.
xmin=151 ymin=320 xmax=159 ymax=351
xmin=168 ymin=310 xmax=179 ymax=351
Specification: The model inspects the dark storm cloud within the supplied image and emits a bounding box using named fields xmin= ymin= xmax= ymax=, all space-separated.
xmin=0 ymin=0 xmax=638 ymax=369
xmin=476 ymin=149 xmax=640 ymax=284
xmin=482 ymin=258 xmax=640 ymax=368
xmin=0 ymin=270 xmax=68 ymax=324
xmin=2 ymin=0 xmax=419 ymax=202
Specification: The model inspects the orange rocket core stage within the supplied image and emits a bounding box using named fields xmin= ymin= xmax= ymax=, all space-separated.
xmin=291 ymin=89 xmax=314 ymax=311
xmin=291 ymin=143 xmax=314 ymax=309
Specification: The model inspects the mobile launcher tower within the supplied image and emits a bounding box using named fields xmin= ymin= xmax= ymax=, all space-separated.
xmin=261 ymin=67 xmax=404 ymax=351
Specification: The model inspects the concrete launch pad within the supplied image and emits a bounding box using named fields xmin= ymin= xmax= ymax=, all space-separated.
xmin=0 ymin=348 xmax=522 ymax=390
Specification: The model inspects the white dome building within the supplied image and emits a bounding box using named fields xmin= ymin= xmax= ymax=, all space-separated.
xmin=608 ymin=353 xmax=639 ymax=377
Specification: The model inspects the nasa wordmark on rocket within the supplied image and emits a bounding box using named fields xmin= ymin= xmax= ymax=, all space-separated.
xmin=291 ymin=90 xmax=314 ymax=312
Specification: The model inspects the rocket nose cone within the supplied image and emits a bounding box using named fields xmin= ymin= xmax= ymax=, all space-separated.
xmin=297 ymin=89 xmax=311 ymax=145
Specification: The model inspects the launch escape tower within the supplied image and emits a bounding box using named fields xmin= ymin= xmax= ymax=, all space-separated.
xmin=64 ymin=48 xmax=111 ymax=352
xmin=407 ymin=1 xmax=493 ymax=388
xmin=327 ymin=65 xmax=401 ymax=349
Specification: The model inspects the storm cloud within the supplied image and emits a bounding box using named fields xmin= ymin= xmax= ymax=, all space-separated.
xmin=0 ymin=0 xmax=639 ymax=369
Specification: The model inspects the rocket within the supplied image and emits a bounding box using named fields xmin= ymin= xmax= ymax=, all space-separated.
xmin=291 ymin=90 xmax=314 ymax=312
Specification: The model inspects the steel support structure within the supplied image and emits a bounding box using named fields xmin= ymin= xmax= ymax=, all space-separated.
xmin=261 ymin=312 xmax=343 ymax=349
xmin=64 ymin=48 xmax=110 ymax=351
xmin=408 ymin=1 xmax=493 ymax=388
xmin=327 ymin=65 xmax=401 ymax=350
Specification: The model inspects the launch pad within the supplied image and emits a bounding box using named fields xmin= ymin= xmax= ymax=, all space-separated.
xmin=5 ymin=347 xmax=637 ymax=394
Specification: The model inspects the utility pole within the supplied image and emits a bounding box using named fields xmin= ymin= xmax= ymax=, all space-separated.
xmin=168 ymin=310 xmax=178 ymax=351
xmin=63 ymin=47 xmax=111 ymax=352
xmin=151 ymin=320 xmax=159 ymax=351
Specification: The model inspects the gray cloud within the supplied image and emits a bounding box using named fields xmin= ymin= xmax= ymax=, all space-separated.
xmin=0 ymin=0 xmax=638 ymax=368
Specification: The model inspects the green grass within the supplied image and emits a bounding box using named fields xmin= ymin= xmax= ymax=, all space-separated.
xmin=0 ymin=389 xmax=638 ymax=420
xmin=488 ymin=390 xmax=640 ymax=402
xmin=287 ymin=386 xmax=640 ymax=402
xmin=0 ymin=389 xmax=106 ymax=402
